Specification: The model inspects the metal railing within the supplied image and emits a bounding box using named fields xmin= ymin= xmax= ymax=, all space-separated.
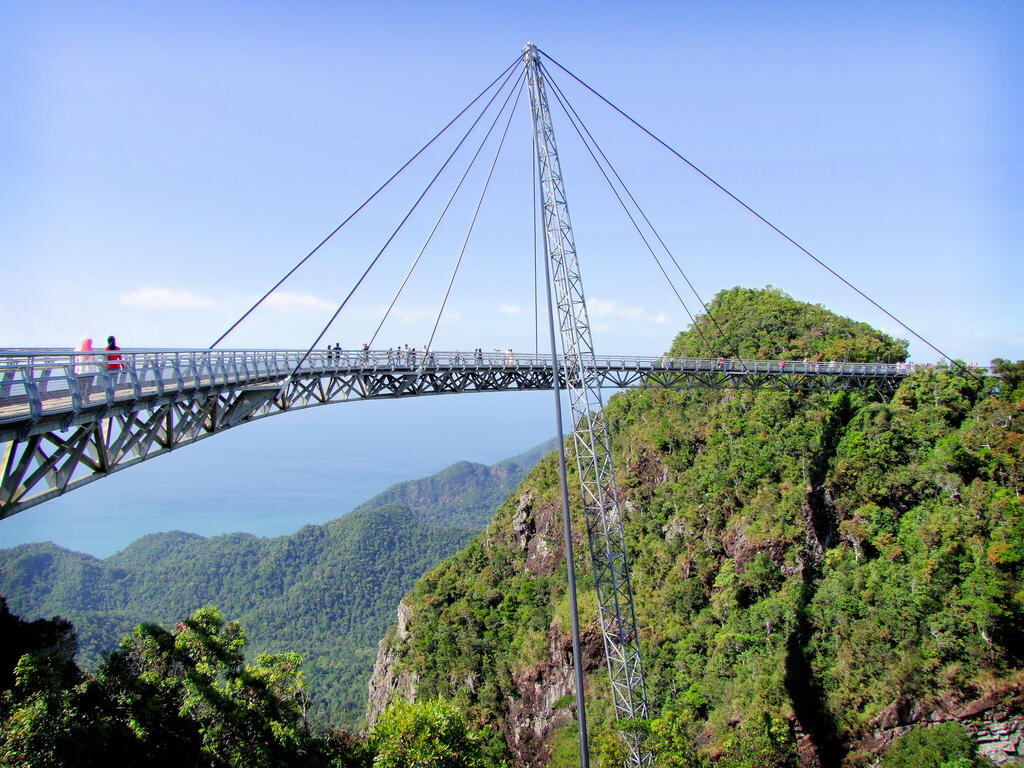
xmin=0 ymin=347 xmax=980 ymax=426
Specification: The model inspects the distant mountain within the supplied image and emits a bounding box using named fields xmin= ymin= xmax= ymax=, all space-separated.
xmin=355 ymin=439 xmax=555 ymax=528
xmin=0 ymin=439 xmax=553 ymax=730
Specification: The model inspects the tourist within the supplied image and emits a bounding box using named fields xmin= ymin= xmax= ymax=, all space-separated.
xmin=105 ymin=336 xmax=123 ymax=371
xmin=73 ymin=338 xmax=98 ymax=400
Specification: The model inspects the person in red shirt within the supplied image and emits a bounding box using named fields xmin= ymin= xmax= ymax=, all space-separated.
xmin=105 ymin=335 xmax=124 ymax=370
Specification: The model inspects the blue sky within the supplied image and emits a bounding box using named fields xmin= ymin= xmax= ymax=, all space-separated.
xmin=3 ymin=0 xmax=1021 ymax=360
xmin=2 ymin=1 xmax=1022 ymax=554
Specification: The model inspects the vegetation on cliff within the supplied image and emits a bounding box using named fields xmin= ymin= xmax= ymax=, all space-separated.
xmin=370 ymin=287 xmax=1024 ymax=766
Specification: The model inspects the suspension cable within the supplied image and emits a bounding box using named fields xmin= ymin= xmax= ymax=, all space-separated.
xmin=542 ymin=67 xmax=719 ymax=358
xmin=542 ymin=62 xmax=745 ymax=365
xmin=286 ymin=66 xmax=523 ymax=377
xmin=424 ymin=78 xmax=526 ymax=355
xmin=210 ymin=55 xmax=522 ymax=349
xmin=538 ymin=47 xmax=974 ymax=375
xmin=368 ymin=71 xmax=527 ymax=348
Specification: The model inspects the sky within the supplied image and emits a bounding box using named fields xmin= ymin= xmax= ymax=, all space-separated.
xmin=2 ymin=0 xmax=1022 ymax=555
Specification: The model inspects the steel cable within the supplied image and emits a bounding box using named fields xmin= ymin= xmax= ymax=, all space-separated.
xmin=423 ymin=78 xmax=527 ymax=356
xmin=542 ymin=62 xmax=745 ymax=366
xmin=210 ymin=55 xmax=522 ymax=349
xmin=542 ymin=66 xmax=719 ymax=359
xmin=538 ymin=47 xmax=975 ymax=377
xmin=368 ymin=71 xmax=527 ymax=348
xmin=286 ymin=64 xmax=523 ymax=378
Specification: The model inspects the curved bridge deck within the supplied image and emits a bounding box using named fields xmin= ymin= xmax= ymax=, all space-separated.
xmin=1 ymin=348 xmax=913 ymax=438
xmin=0 ymin=348 xmax=920 ymax=518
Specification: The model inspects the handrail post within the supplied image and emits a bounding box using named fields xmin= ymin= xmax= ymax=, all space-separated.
xmin=22 ymin=365 xmax=42 ymax=419
xmin=66 ymin=364 xmax=83 ymax=412
xmin=174 ymin=352 xmax=184 ymax=393
xmin=189 ymin=353 xmax=200 ymax=391
xmin=0 ymin=366 xmax=15 ymax=399
xmin=128 ymin=355 xmax=142 ymax=400
xmin=100 ymin=366 xmax=115 ymax=404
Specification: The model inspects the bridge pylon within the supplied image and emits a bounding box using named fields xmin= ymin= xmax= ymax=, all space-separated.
xmin=524 ymin=42 xmax=654 ymax=767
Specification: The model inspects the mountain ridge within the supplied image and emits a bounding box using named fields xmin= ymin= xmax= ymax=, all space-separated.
xmin=0 ymin=438 xmax=555 ymax=729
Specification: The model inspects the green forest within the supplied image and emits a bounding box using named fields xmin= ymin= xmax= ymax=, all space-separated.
xmin=0 ymin=598 xmax=501 ymax=767
xmin=0 ymin=445 xmax=549 ymax=730
xmin=2 ymin=287 xmax=1021 ymax=767
xmin=373 ymin=287 xmax=1023 ymax=766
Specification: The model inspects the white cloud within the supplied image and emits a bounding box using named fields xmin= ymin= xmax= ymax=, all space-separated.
xmin=263 ymin=292 xmax=334 ymax=312
xmin=588 ymin=298 xmax=668 ymax=326
xmin=119 ymin=287 xmax=215 ymax=310
xmin=497 ymin=304 xmax=521 ymax=315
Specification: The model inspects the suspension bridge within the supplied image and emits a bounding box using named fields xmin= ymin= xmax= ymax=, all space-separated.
xmin=0 ymin=43 xmax=991 ymax=767
xmin=0 ymin=347 xmax=915 ymax=519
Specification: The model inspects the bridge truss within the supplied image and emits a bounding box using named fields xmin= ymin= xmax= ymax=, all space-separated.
xmin=0 ymin=348 xmax=907 ymax=520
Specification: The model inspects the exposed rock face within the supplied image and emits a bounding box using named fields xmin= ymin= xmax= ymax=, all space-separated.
xmin=503 ymin=623 xmax=604 ymax=766
xmin=365 ymin=484 xmax=602 ymax=762
xmin=368 ymin=614 xmax=602 ymax=764
xmin=365 ymin=600 xmax=417 ymax=728
xmin=511 ymin=492 xmax=535 ymax=550
xmin=975 ymin=719 xmax=1024 ymax=766
xmin=848 ymin=684 xmax=1024 ymax=766
xmin=628 ymin=448 xmax=669 ymax=491
xmin=514 ymin=490 xmax=562 ymax=578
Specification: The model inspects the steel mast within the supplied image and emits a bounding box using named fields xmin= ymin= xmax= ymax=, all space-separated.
xmin=523 ymin=43 xmax=652 ymax=766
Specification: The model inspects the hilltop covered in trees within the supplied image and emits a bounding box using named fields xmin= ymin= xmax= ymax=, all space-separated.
xmin=369 ymin=287 xmax=1023 ymax=766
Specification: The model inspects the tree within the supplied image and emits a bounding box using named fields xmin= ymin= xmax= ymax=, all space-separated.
xmin=369 ymin=699 xmax=490 ymax=768
xmin=0 ymin=600 xmax=368 ymax=768
xmin=991 ymin=359 xmax=1024 ymax=397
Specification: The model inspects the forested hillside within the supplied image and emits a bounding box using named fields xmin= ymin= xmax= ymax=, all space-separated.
xmin=368 ymin=287 xmax=1024 ymax=767
xmin=0 ymin=598 xmax=502 ymax=767
xmin=353 ymin=440 xmax=554 ymax=528
xmin=0 ymin=442 xmax=549 ymax=730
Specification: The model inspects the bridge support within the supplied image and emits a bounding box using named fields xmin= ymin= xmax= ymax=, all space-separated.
xmin=525 ymin=43 xmax=653 ymax=766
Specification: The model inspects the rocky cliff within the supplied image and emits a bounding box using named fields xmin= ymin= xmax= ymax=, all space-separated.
xmin=852 ymin=685 xmax=1024 ymax=766
xmin=367 ymin=488 xmax=607 ymax=765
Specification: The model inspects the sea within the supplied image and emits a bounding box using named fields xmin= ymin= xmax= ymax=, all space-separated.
xmin=0 ymin=391 xmax=560 ymax=559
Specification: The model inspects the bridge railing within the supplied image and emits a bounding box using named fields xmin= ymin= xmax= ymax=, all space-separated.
xmin=0 ymin=348 xmax=981 ymax=426
xmin=0 ymin=349 xmax=337 ymax=419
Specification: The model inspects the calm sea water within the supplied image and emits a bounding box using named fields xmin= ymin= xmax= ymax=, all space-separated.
xmin=0 ymin=391 xmax=559 ymax=558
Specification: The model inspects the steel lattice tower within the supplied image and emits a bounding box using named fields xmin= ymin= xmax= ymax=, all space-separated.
xmin=524 ymin=43 xmax=653 ymax=767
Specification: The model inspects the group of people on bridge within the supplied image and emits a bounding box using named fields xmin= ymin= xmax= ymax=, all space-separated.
xmin=653 ymin=354 xmax=913 ymax=374
xmin=323 ymin=344 xmax=516 ymax=369
xmin=71 ymin=336 xmax=124 ymax=375
xmin=70 ymin=336 xmax=123 ymax=396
